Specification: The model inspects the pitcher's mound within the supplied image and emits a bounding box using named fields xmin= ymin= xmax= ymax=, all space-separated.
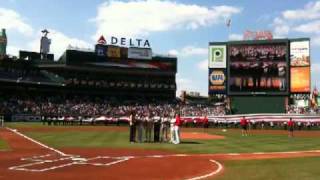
xmin=181 ymin=132 xmax=225 ymax=140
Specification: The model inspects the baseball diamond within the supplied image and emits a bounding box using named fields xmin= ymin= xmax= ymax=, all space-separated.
xmin=1 ymin=1 xmax=320 ymax=179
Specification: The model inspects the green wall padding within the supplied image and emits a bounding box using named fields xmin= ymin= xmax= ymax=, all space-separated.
xmin=231 ymin=96 xmax=286 ymax=114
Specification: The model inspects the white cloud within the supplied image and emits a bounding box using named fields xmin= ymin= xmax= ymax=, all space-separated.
xmin=272 ymin=1 xmax=320 ymax=39
xmin=168 ymin=49 xmax=178 ymax=56
xmin=294 ymin=20 xmax=320 ymax=33
xmin=282 ymin=1 xmax=320 ymax=21
xmin=197 ymin=59 xmax=208 ymax=70
xmin=228 ymin=33 xmax=242 ymax=40
xmin=28 ymin=29 xmax=92 ymax=59
xmin=180 ymin=46 xmax=207 ymax=57
xmin=92 ymin=0 xmax=241 ymax=39
xmin=0 ymin=8 xmax=33 ymax=36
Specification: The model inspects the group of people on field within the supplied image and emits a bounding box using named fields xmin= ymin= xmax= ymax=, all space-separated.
xmin=128 ymin=111 xmax=182 ymax=144
xmin=240 ymin=116 xmax=296 ymax=137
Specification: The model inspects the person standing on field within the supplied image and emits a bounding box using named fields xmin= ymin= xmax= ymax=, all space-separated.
xmin=203 ymin=115 xmax=209 ymax=132
xmin=129 ymin=111 xmax=136 ymax=143
xmin=240 ymin=116 xmax=248 ymax=136
xmin=288 ymin=118 xmax=295 ymax=138
xmin=160 ymin=114 xmax=169 ymax=142
xmin=173 ymin=113 xmax=182 ymax=144
xmin=145 ymin=114 xmax=153 ymax=142
xmin=153 ymin=114 xmax=161 ymax=142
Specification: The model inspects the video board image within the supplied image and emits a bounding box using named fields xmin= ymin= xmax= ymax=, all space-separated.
xmin=229 ymin=42 xmax=288 ymax=94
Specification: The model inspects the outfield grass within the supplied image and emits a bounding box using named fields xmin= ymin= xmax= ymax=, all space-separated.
xmin=0 ymin=138 xmax=9 ymax=150
xmin=214 ymin=157 xmax=320 ymax=180
xmin=15 ymin=127 xmax=320 ymax=154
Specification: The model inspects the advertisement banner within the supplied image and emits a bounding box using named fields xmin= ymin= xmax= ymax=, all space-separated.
xmin=95 ymin=44 xmax=107 ymax=57
xmin=209 ymin=45 xmax=226 ymax=68
xmin=290 ymin=40 xmax=310 ymax=66
xmin=228 ymin=42 xmax=288 ymax=95
xmin=209 ymin=68 xmax=226 ymax=94
xmin=290 ymin=67 xmax=310 ymax=93
xmin=128 ymin=48 xmax=152 ymax=60
xmin=107 ymin=46 xmax=121 ymax=58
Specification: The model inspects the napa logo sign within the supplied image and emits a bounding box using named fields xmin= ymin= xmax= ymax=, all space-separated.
xmin=209 ymin=70 xmax=225 ymax=85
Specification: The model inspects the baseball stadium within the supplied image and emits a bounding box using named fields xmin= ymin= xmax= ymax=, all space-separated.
xmin=1 ymin=13 xmax=320 ymax=180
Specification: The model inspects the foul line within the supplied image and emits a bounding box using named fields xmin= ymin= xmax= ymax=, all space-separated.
xmin=6 ymin=128 xmax=67 ymax=156
xmin=185 ymin=159 xmax=223 ymax=180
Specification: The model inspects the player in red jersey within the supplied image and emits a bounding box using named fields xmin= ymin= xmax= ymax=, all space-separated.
xmin=288 ymin=118 xmax=295 ymax=138
xmin=240 ymin=116 xmax=248 ymax=136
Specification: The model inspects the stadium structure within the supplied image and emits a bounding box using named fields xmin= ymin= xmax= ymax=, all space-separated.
xmin=208 ymin=37 xmax=312 ymax=114
xmin=0 ymin=32 xmax=177 ymax=103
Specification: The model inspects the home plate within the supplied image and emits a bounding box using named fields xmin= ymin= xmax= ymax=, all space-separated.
xmin=72 ymin=157 xmax=87 ymax=162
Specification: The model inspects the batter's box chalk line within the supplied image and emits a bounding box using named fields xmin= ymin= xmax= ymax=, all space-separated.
xmin=9 ymin=153 xmax=133 ymax=172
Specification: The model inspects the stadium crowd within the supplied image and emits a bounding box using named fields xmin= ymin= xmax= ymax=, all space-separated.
xmin=0 ymin=95 xmax=226 ymax=118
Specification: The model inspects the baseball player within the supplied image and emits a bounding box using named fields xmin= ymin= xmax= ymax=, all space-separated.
xmin=173 ymin=113 xmax=182 ymax=144
xmin=240 ymin=116 xmax=248 ymax=136
xmin=288 ymin=118 xmax=295 ymax=138
xmin=170 ymin=114 xmax=176 ymax=143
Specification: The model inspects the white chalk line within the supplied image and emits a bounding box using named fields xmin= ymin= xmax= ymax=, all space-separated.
xmin=185 ymin=159 xmax=223 ymax=180
xmin=6 ymin=127 xmax=320 ymax=178
xmin=6 ymin=128 xmax=67 ymax=156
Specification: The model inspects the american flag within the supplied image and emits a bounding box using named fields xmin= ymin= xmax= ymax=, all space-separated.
xmin=226 ymin=19 xmax=231 ymax=28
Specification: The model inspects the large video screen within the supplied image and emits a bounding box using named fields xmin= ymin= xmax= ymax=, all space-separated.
xmin=228 ymin=42 xmax=288 ymax=95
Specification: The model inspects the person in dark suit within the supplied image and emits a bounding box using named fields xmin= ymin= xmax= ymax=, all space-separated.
xmin=153 ymin=114 xmax=161 ymax=142
xmin=129 ymin=111 xmax=136 ymax=143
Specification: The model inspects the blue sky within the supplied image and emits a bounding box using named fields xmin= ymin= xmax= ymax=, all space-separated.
xmin=0 ymin=0 xmax=319 ymax=96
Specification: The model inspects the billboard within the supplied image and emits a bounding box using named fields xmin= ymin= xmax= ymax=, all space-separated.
xmin=209 ymin=69 xmax=226 ymax=94
xmin=128 ymin=47 xmax=152 ymax=60
xmin=209 ymin=45 xmax=226 ymax=68
xmin=290 ymin=67 xmax=310 ymax=93
xmin=290 ymin=40 xmax=310 ymax=66
xmin=107 ymin=46 xmax=121 ymax=58
xmin=228 ymin=41 xmax=288 ymax=95
xmin=95 ymin=44 xmax=107 ymax=57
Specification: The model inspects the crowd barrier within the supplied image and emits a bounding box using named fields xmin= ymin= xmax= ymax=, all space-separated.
xmin=40 ymin=114 xmax=320 ymax=124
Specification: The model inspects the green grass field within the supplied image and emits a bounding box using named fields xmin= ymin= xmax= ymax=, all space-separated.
xmin=5 ymin=122 xmax=320 ymax=180
xmin=0 ymin=138 xmax=9 ymax=150
xmin=7 ymin=124 xmax=320 ymax=154
xmin=214 ymin=157 xmax=320 ymax=180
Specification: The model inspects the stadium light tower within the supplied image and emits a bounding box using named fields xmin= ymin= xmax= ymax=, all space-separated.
xmin=40 ymin=29 xmax=51 ymax=60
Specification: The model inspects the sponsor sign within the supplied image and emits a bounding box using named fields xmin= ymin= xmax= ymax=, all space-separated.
xmin=95 ymin=44 xmax=107 ymax=57
xmin=209 ymin=69 xmax=226 ymax=94
xmin=290 ymin=40 xmax=310 ymax=67
xmin=243 ymin=30 xmax=273 ymax=40
xmin=96 ymin=35 xmax=151 ymax=48
xmin=209 ymin=45 xmax=226 ymax=68
xmin=290 ymin=67 xmax=310 ymax=93
xmin=107 ymin=46 xmax=121 ymax=58
xmin=128 ymin=47 xmax=152 ymax=60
